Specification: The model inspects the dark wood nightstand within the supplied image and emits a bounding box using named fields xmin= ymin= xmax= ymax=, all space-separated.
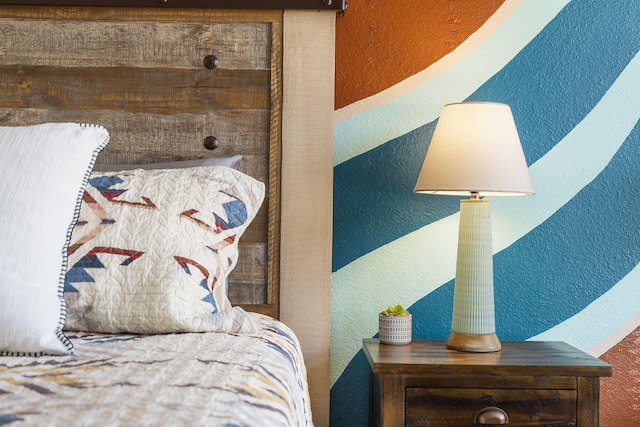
xmin=363 ymin=338 xmax=612 ymax=426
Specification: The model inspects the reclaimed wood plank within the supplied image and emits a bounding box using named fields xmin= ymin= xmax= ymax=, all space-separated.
xmin=377 ymin=373 xmax=406 ymax=427
xmin=406 ymin=374 xmax=577 ymax=390
xmin=406 ymin=388 xmax=577 ymax=427
xmin=267 ymin=19 xmax=282 ymax=307
xmin=0 ymin=18 xmax=271 ymax=69
xmin=577 ymin=377 xmax=601 ymax=427
xmin=236 ymin=303 xmax=278 ymax=319
xmin=0 ymin=1 xmax=345 ymax=12
xmin=0 ymin=6 xmax=283 ymax=24
xmin=234 ymin=243 xmax=268 ymax=282
xmin=228 ymin=284 xmax=267 ymax=305
xmin=364 ymin=339 xmax=613 ymax=377
xmin=0 ymin=66 xmax=269 ymax=112
xmin=0 ymin=109 xmax=270 ymax=157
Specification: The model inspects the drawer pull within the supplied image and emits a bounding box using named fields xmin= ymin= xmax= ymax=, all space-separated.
xmin=474 ymin=406 xmax=509 ymax=425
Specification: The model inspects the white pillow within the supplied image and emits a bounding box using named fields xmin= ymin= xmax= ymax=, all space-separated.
xmin=63 ymin=166 xmax=264 ymax=334
xmin=0 ymin=123 xmax=109 ymax=356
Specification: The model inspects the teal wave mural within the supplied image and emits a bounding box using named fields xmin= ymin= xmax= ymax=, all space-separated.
xmin=330 ymin=0 xmax=640 ymax=425
xmin=333 ymin=0 xmax=640 ymax=272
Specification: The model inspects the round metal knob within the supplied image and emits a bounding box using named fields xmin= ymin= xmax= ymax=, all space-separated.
xmin=203 ymin=136 xmax=219 ymax=150
xmin=203 ymin=55 xmax=219 ymax=70
xmin=474 ymin=406 xmax=509 ymax=425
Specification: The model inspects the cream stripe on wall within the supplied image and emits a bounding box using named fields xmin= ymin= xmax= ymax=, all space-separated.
xmin=333 ymin=0 xmax=569 ymax=166
xmin=331 ymin=50 xmax=640 ymax=386
xmin=333 ymin=0 xmax=520 ymax=123
xmin=531 ymin=264 xmax=640 ymax=356
xmin=589 ymin=313 xmax=640 ymax=357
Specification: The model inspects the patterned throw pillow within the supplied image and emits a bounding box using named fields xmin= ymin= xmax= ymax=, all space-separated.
xmin=63 ymin=166 xmax=264 ymax=334
xmin=0 ymin=123 xmax=109 ymax=356
xmin=93 ymin=155 xmax=243 ymax=298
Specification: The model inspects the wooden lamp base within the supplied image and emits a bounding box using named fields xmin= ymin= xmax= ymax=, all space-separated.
xmin=446 ymin=331 xmax=501 ymax=353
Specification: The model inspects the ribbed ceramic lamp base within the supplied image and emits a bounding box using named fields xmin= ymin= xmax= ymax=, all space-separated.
xmin=446 ymin=331 xmax=501 ymax=352
xmin=449 ymin=198 xmax=501 ymax=353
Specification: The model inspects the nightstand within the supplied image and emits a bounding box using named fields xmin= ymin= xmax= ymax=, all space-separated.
xmin=363 ymin=339 xmax=612 ymax=426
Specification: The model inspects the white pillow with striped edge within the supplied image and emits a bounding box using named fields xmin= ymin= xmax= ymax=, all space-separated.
xmin=0 ymin=123 xmax=109 ymax=356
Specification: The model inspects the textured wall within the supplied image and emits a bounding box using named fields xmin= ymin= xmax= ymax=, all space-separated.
xmin=334 ymin=0 xmax=504 ymax=109
xmin=331 ymin=0 xmax=640 ymax=425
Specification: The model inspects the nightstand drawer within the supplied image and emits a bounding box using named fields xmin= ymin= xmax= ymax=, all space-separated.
xmin=406 ymin=388 xmax=577 ymax=427
xmin=364 ymin=340 xmax=611 ymax=427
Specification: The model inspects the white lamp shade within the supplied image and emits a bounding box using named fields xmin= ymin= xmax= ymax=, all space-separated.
xmin=415 ymin=102 xmax=535 ymax=196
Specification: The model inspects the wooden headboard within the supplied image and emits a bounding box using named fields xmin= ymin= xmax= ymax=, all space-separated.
xmin=0 ymin=3 xmax=336 ymax=425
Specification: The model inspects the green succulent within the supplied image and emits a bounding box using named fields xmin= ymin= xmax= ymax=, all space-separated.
xmin=380 ymin=304 xmax=409 ymax=316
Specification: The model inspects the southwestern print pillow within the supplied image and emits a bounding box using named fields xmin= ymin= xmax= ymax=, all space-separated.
xmin=63 ymin=166 xmax=263 ymax=334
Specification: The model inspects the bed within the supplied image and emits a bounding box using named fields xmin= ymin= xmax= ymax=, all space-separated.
xmin=0 ymin=1 xmax=338 ymax=425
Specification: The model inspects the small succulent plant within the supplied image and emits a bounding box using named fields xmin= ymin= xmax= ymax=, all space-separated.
xmin=380 ymin=304 xmax=410 ymax=316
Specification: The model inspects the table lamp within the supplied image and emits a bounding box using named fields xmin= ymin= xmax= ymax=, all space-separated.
xmin=414 ymin=102 xmax=534 ymax=352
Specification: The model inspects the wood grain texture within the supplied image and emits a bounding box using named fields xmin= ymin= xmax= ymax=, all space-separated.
xmin=0 ymin=19 xmax=271 ymax=69
xmin=280 ymin=10 xmax=335 ymax=427
xmin=405 ymin=374 xmax=577 ymax=390
xmin=364 ymin=339 xmax=613 ymax=377
xmin=364 ymin=339 xmax=612 ymax=427
xmin=577 ymin=377 xmax=601 ymax=427
xmin=406 ymin=388 xmax=577 ymax=427
xmin=0 ymin=66 xmax=269 ymax=112
xmin=0 ymin=109 xmax=270 ymax=159
xmin=379 ymin=374 xmax=406 ymax=427
xmin=266 ymin=19 xmax=283 ymax=308
xmin=0 ymin=6 xmax=336 ymax=424
xmin=0 ymin=6 xmax=281 ymax=318
xmin=0 ymin=0 xmax=346 ymax=11
xmin=0 ymin=5 xmax=283 ymax=23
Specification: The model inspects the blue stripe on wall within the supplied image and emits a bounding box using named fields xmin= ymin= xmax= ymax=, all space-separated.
xmin=332 ymin=122 xmax=461 ymax=271
xmin=330 ymin=119 xmax=640 ymax=427
xmin=410 ymin=117 xmax=640 ymax=341
xmin=493 ymin=120 xmax=640 ymax=338
xmin=470 ymin=0 xmax=640 ymax=163
xmin=332 ymin=0 xmax=640 ymax=272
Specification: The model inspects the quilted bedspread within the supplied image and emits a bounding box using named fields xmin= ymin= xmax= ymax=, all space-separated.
xmin=0 ymin=313 xmax=312 ymax=427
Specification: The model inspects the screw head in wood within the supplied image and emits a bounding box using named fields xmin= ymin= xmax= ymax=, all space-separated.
xmin=204 ymin=136 xmax=219 ymax=150
xmin=203 ymin=55 xmax=219 ymax=70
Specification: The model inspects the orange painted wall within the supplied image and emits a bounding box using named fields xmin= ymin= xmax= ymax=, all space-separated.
xmin=334 ymin=0 xmax=505 ymax=109
xmin=600 ymin=327 xmax=640 ymax=425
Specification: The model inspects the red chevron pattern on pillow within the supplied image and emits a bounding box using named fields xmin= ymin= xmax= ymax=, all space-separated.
xmin=63 ymin=166 xmax=264 ymax=335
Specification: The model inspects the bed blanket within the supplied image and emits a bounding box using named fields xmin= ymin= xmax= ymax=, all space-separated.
xmin=0 ymin=313 xmax=312 ymax=427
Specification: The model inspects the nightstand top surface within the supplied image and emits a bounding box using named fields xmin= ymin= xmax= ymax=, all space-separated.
xmin=362 ymin=339 xmax=612 ymax=377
